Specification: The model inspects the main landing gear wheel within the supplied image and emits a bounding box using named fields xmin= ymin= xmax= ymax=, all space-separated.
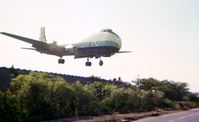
xmin=58 ymin=59 xmax=65 ymax=64
xmin=85 ymin=61 xmax=92 ymax=66
xmin=99 ymin=60 xmax=103 ymax=66
xmin=85 ymin=58 xmax=92 ymax=67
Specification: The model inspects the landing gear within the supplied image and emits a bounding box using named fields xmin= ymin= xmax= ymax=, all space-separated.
xmin=85 ymin=58 xmax=104 ymax=66
xmin=85 ymin=58 xmax=92 ymax=67
xmin=85 ymin=61 xmax=92 ymax=66
xmin=99 ymin=60 xmax=103 ymax=66
xmin=58 ymin=58 xmax=65 ymax=64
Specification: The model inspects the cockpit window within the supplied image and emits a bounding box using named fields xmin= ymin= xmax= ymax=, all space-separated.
xmin=102 ymin=29 xmax=112 ymax=32
xmin=101 ymin=29 xmax=120 ymax=38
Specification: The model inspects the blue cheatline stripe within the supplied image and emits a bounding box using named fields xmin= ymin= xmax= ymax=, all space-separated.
xmin=73 ymin=40 xmax=121 ymax=49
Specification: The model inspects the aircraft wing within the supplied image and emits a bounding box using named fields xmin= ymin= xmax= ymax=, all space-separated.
xmin=20 ymin=47 xmax=36 ymax=50
xmin=0 ymin=32 xmax=45 ymax=45
xmin=117 ymin=51 xmax=132 ymax=53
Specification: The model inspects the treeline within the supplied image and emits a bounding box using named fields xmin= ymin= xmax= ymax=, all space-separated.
xmin=0 ymin=72 xmax=199 ymax=122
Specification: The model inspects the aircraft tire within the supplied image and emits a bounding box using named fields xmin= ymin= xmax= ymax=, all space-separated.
xmin=58 ymin=59 xmax=65 ymax=64
xmin=61 ymin=59 xmax=65 ymax=64
xmin=99 ymin=60 xmax=103 ymax=66
xmin=85 ymin=62 xmax=88 ymax=66
xmin=86 ymin=62 xmax=92 ymax=66
xmin=58 ymin=59 xmax=62 ymax=64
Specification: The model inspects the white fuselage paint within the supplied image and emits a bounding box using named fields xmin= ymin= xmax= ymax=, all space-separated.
xmin=74 ymin=30 xmax=121 ymax=49
xmin=71 ymin=29 xmax=122 ymax=58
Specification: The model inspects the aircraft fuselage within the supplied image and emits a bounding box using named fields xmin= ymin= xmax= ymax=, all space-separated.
xmin=72 ymin=29 xmax=121 ymax=58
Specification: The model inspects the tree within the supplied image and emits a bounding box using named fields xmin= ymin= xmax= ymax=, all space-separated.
xmin=135 ymin=78 xmax=160 ymax=91
xmin=160 ymin=80 xmax=189 ymax=101
xmin=0 ymin=91 xmax=24 ymax=122
xmin=1 ymin=71 xmax=197 ymax=121
xmin=71 ymin=81 xmax=97 ymax=116
xmin=11 ymin=72 xmax=74 ymax=121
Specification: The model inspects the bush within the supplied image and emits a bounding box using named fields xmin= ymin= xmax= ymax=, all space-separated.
xmin=0 ymin=91 xmax=25 ymax=122
xmin=158 ymin=98 xmax=175 ymax=109
xmin=0 ymin=72 xmax=198 ymax=121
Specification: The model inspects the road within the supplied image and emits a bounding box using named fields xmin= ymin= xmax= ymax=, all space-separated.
xmin=136 ymin=108 xmax=199 ymax=122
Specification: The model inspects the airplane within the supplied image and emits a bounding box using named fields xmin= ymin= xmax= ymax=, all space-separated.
xmin=1 ymin=27 xmax=130 ymax=66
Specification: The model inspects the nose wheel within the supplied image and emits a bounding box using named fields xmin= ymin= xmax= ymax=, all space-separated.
xmin=58 ymin=58 xmax=65 ymax=64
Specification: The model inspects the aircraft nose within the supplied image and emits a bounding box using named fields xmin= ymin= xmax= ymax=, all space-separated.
xmin=117 ymin=37 xmax=122 ymax=49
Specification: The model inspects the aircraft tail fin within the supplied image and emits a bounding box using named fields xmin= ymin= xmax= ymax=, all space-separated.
xmin=39 ymin=27 xmax=47 ymax=42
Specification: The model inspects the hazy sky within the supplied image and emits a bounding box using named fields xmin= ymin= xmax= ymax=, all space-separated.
xmin=0 ymin=0 xmax=199 ymax=92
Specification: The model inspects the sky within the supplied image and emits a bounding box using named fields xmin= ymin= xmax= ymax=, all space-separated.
xmin=0 ymin=0 xmax=199 ymax=92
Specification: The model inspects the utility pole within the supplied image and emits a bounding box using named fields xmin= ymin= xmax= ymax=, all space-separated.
xmin=137 ymin=74 xmax=140 ymax=90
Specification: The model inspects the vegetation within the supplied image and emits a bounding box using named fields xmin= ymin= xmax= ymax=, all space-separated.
xmin=0 ymin=72 xmax=199 ymax=122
